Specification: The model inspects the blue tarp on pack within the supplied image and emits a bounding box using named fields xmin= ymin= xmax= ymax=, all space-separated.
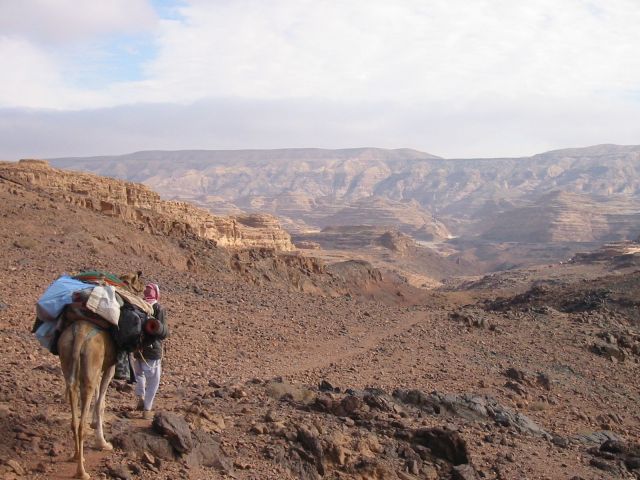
xmin=35 ymin=275 xmax=93 ymax=322
xmin=34 ymin=320 xmax=57 ymax=350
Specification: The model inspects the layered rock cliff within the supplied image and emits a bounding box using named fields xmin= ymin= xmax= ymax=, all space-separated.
xmin=481 ymin=191 xmax=640 ymax=243
xmin=0 ymin=160 xmax=294 ymax=251
xmin=319 ymin=197 xmax=452 ymax=240
xmin=294 ymin=225 xmax=419 ymax=253
xmin=49 ymin=148 xmax=451 ymax=235
xmin=49 ymin=145 xmax=640 ymax=241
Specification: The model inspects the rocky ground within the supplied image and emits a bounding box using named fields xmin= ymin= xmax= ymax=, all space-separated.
xmin=0 ymin=176 xmax=639 ymax=479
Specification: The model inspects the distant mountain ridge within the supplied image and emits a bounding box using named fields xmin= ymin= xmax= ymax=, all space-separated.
xmin=49 ymin=144 xmax=640 ymax=241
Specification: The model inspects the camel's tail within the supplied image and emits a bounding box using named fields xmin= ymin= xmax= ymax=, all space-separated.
xmin=65 ymin=323 xmax=102 ymax=400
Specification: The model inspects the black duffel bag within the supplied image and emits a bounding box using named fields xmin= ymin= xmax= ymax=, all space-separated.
xmin=112 ymin=304 xmax=148 ymax=352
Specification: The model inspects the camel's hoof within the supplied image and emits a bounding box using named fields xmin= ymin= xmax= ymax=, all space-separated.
xmin=96 ymin=441 xmax=113 ymax=451
xmin=75 ymin=472 xmax=90 ymax=480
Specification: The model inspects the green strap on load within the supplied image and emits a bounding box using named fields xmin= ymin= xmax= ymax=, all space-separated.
xmin=73 ymin=270 xmax=127 ymax=288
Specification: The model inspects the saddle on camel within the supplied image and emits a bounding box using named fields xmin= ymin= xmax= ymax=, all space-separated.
xmin=33 ymin=270 xmax=166 ymax=479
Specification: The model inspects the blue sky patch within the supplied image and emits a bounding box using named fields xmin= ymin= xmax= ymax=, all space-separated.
xmin=59 ymin=33 xmax=157 ymax=89
xmin=151 ymin=0 xmax=188 ymax=21
xmin=57 ymin=0 xmax=190 ymax=89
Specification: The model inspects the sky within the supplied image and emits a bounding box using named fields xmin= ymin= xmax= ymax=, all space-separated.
xmin=0 ymin=0 xmax=639 ymax=159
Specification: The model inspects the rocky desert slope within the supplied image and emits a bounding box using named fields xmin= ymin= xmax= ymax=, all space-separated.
xmin=0 ymin=160 xmax=294 ymax=251
xmin=0 ymin=162 xmax=639 ymax=480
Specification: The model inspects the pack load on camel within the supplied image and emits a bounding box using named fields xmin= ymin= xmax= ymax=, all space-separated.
xmin=33 ymin=270 xmax=166 ymax=355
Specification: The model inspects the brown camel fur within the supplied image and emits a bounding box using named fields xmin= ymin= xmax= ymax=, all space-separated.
xmin=58 ymin=320 xmax=117 ymax=479
xmin=120 ymin=270 xmax=143 ymax=294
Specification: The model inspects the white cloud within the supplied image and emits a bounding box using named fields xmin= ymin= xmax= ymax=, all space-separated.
xmin=135 ymin=0 xmax=640 ymax=104
xmin=0 ymin=0 xmax=158 ymax=108
xmin=3 ymin=0 xmax=640 ymax=108
xmin=0 ymin=0 xmax=639 ymax=156
xmin=0 ymin=37 xmax=104 ymax=108
xmin=0 ymin=0 xmax=157 ymax=44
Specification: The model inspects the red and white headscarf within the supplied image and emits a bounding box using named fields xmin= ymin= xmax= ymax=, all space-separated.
xmin=143 ymin=283 xmax=160 ymax=305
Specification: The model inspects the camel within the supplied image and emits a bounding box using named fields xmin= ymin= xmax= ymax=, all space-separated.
xmin=58 ymin=320 xmax=117 ymax=479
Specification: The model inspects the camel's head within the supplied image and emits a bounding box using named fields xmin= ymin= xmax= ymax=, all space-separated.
xmin=120 ymin=270 xmax=143 ymax=294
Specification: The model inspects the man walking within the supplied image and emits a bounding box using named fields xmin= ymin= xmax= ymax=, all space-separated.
xmin=132 ymin=283 xmax=168 ymax=419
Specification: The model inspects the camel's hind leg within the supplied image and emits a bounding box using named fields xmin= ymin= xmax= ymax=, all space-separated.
xmin=59 ymin=328 xmax=81 ymax=463
xmin=90 ymin=383 xmax=99 ymax=430
xmin=93 ymin=364 xmax=115 ymax=450
xmin=67 ymin=385 xmax=81 ymax=462
xmin=75 ymin=370 xmax=99 ymax=480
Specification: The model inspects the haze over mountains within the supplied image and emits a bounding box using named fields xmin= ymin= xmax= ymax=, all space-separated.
xmin=50 ymin=144 xmax=640 ymax=246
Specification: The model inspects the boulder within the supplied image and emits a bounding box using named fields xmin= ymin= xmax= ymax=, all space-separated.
xmin=183 ymin=430 xmax=233 ymax=474
xmin=591 ymin=342 xmax=626 ymax=362
xmin=504 ymin=368 xmax=527 ymax=383
xmin=452 ymin=464 xmax=480 ymax=480
xmin=412 ymin=428 xmax=470 ymax=465
xmin=152 ymin=412 xmax=194 ymax=454
xmin=112 ymin=429 xmax=176 ymax=461
xmin=393 ymin=389 xmax=549 ymax=437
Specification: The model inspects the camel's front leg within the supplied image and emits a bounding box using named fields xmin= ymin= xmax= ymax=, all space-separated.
xmin=93 ymin=364 xmax=115 ymax=451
